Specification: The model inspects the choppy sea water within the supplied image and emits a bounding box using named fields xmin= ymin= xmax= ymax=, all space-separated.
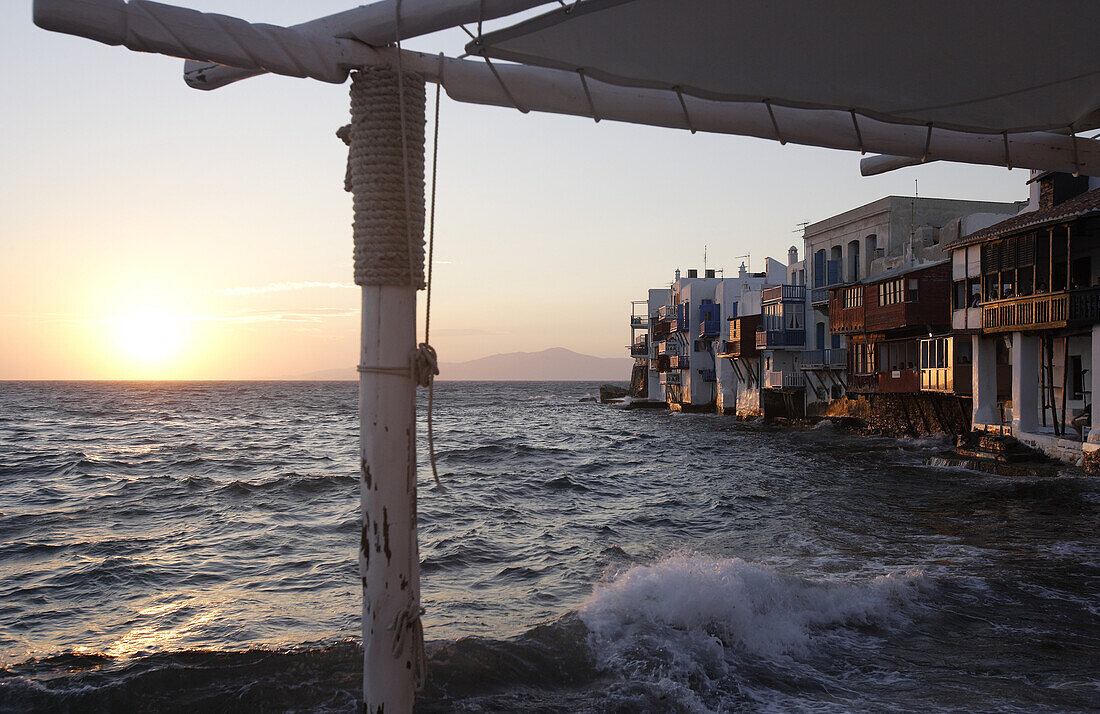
xmin=0 ymin=381 xmax=1097 ymax=713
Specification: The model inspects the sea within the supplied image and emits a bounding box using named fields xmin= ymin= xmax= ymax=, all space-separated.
xmin=0 ymin=381 xmax=1097 ymax=713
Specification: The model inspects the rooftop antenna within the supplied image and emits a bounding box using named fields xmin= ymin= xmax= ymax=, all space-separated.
xmin=704 ymin=244 xmax=707 ymax=273
xmin=733 ymin=253 xmax=750 ymax=272
xmin=793 ymin=221 xmax=809 ymax=233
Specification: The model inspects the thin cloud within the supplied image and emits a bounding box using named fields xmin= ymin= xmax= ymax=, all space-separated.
xmin=209 ymin=281 xmax=356 ymax=296
xmin=201 ymin=308 xmax=356 ymax=323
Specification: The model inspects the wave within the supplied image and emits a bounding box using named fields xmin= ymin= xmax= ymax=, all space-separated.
xmin=579 ymin=553 xmax=931 ymax=711
xmin=0 ymin=554 xmax=933 ymax=713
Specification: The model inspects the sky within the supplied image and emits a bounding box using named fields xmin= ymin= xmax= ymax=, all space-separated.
xmin=0 ymin=1 xmax=1032 ymax=379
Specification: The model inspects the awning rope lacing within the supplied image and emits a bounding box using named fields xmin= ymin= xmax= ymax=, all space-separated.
xmin=1003 ymin=131 xmax=1012 ymax=170
xmin=675 ymin=87 xmax=695 ymax=134
xmin=764 ymin=100 xmax=785 ymax=145
xmin=578 ymin=69 xmax=600 ymax=122
xmin=484 ymin=57 xmax=529 ymax=113
xmin=1070 ymin=126 xmax=1080 ymax=177
xmin=850 ymin=110 xmax=864 ymax=155
xmin=922 ymin=123 xmax=933 ymax=163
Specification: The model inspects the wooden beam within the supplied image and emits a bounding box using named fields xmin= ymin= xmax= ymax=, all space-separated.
xmin=33 ymin=0 xmax=1100 ymax=173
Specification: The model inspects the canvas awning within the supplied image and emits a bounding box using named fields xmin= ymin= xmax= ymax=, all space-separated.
xmin=470 ymin=0 xmax=1100 ymax=135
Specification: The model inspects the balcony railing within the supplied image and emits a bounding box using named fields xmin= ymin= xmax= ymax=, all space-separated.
xmin=920 ymin=367 xmax=953 ymax=392
xmin=764 ymin=370 xmax=805 ymax=389
xmin=657 ymin=341 xmax=682 ymax=356
xmin=656 ymin=304 xmax=677 ymax=321
xmin=669 ymin=355 xmax=690 ymax=370
xmin=756 ymin=329 xmax=807 ymax=349
xmin=802 ymin=348 xmax=847 ymax=368
xmin=762 ymin=284 xmax=807 ymax=304
xmin=660 ymin=371 xmax=681 ymax=385
xmin=1069 ymin=287 xmax=1100 ymax=324
xmin=629 ymin=342 xmax=649 ymax=357
xmin=810 ymin=287 xmax=832 ymax=305
xmin=700 ymin=369 xmax=716 ymax=383
xmin=630 ymin=315 xmax=647 ymax=328
xmin=981 ymin=291 xmax=1069 ymax=333
xmin=698 ymin=319 xmax=721 ymax=338
xmin=848 ymin=369 xmax=921 ymax=393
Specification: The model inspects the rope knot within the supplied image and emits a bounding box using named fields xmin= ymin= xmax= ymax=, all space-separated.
xmin=413 ymin=343 xmax=439 ymax=387
xmin=388 ymin=598 xmax=427 ymax=691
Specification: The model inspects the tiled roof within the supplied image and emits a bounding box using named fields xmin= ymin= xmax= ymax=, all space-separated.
xmin=951 ymin=188 xmax=1100 ymax=248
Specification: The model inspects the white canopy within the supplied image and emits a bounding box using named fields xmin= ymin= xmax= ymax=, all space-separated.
xmin=471 ymin=0 xmax=1100 ymax=135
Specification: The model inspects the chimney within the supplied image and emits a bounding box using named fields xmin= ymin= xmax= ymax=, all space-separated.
xmin=705 ymin=269 xmax=716 ymax=279
xmin=675 ymin=268 xmax=681 ymax=281
xmin=738 ymin=261 xmax=747 ymax=278
xmin=687 ymin=269 xmax=698 ymax=278
xmin=788 ymin=245 xmax=799 ymax=266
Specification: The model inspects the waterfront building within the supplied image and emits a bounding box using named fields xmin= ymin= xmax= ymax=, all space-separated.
xmin=714 ymin=262 xmax=785 ymax=416
xmin=631 ymin=261 xmax=785 ymax=411
xmin=946 ymin=172 xmax=1100 ymax=465
xmin=756 ymin=248 xmax=809 ymax=419
xmin=804 ymin=196 xmax=1022 ymax=419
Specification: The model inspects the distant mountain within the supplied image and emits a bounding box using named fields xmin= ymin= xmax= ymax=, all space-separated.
xmin=285 ymin=348 xmax=634 ymax=381
xmin=439 ymin=347 xmax=633 ymax=381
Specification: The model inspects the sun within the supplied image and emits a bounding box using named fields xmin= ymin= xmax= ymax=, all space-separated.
xmin=108 ymin=309 xmax=187 ymax=369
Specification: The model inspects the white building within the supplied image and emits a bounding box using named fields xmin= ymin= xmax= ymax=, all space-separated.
xmin=630 ymin=260 xmax=786 ymax=411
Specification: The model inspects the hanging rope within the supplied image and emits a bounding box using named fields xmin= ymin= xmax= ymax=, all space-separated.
xmin=389 ymin=598 xmax=427 ymax=690
xmin=1069 ymin=125 xmax=1081 ymax=177
xmin=416 ymin=74 xmax=446 ymax=496
xmin=675 ymin=87 xmax=696 ymax=134
xmin=922 ymin=123 xmax=933 ymax=163
xmin=764 ymin=99 xmax=785 ymax=145
xmin=578 ymin=69 xmax=600 ymax=122
xmin=850 ymin=110 xmax=864 ymax=155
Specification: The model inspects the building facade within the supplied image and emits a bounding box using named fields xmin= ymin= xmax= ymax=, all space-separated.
xmin=946 ymin=173 xmax=1100 ymax=463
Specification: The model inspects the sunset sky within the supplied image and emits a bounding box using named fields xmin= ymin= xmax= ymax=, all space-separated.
xmin=1 ymin=1 xmax=1031 ymax=380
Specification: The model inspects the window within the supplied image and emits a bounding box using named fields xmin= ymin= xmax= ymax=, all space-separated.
xmin=878 ymin=278 xmax=905 ymax=306
xmin=852 ymin=343 xmax=876 ymax=374
xmin=953 ymin=280 xmax=966 ymax=310
xmin=784 ymin=302 xmax=804 ymax=330
xmin=843 ymin=286 xmax=862 ymax=308
xmin=1070 ymin=355 xmax=1084 ymax=399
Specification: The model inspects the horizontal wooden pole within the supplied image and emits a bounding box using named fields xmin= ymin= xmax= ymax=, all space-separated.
xmin=33 ymin=0 xmax=1100 ymax=174
xmin=182 ymin=0 xmax=554 ymax=90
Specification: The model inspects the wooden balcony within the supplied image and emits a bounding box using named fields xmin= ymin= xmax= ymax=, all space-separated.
xmin=981 ymin=287 xmax=1100 ymax=334
xmin=802 ymin=348 xmax=847 ymax=369
xmin=848 ymin=369 xmax=921 ymax=393
xmin=763 ymin=370 xmax=804 ymax=389
xmin=762 ymin=284 xmax=806 ymax=304
xmin=982 ymin=291 xmax=1067 ymax=332
xmin=756 ymin=329 xmax=806 ymax=350
xmin=723 ymin=315 xmax=761 ymax=357
xmin=830 ymin=303 xmax=865 ymax=333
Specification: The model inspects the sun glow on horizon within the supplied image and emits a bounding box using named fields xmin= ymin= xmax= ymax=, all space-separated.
xmin=102 ymin=294 xmax=195 ymax=377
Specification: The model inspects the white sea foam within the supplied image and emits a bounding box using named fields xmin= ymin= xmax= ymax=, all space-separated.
xmin=581 ymin=553 xmax=929 ymax=661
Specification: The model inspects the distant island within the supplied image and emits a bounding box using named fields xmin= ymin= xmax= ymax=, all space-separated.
xmin=290 ymin=348 xmax=633 ymax=381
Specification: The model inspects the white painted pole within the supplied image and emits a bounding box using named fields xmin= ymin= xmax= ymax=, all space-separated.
xmin=359 ymin=284 xmax=418 ymax=713
xmin=346 ymin=66 xmax=426 ymax=713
